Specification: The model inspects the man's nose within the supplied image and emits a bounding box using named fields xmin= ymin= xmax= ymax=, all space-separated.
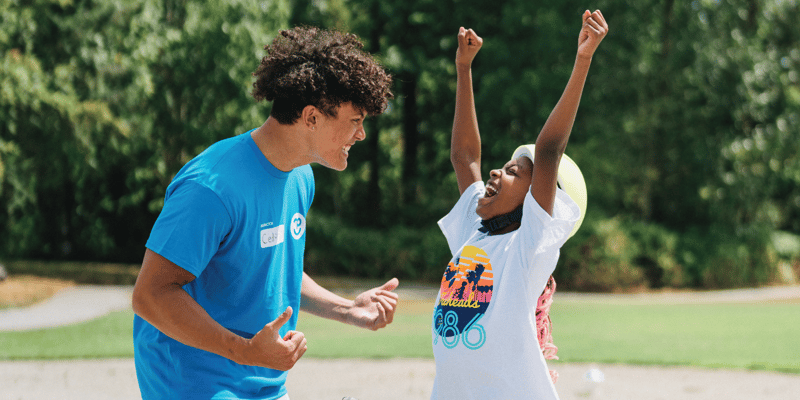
xmin=355 ymin=123 xmax=366 ymax=141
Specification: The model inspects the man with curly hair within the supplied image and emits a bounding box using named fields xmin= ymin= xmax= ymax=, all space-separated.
xmin=132 ymin=27 xmax=396 ymax=400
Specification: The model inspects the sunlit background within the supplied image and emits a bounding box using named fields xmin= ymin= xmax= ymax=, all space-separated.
xmin=1 ymin=0 xmax=799 ymax=298
xmin=2 ymin=2 xmax=800 ymax=399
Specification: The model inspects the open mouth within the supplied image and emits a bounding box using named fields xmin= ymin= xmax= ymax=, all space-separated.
xmin=485 ymin=182 xmax=498 ymax=197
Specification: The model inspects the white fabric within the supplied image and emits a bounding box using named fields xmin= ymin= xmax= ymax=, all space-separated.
xmin=431 ymin=181 xmax=579 ymax=400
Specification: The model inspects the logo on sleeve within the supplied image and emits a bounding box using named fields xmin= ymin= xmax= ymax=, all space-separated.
xmin=260 ymin=225 xmax=285 ymax=248
xmin=290 ymin=213 xmax=306 ymax=240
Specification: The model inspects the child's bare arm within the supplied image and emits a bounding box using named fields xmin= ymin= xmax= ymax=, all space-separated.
xmin=531 ymin=10 xmax=608 ymax=215
xmin=451 ymin=27 xmax=484 ymax=195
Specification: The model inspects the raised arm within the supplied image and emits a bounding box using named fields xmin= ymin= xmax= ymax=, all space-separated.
xmin=451 ymin=27 xmax=484 ymax=194
xmin=531 ymin=10 xmax=608 ymax=214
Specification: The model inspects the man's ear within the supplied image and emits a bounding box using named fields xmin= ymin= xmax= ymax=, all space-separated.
xmin=301 ymin=105 xmax=317 ymax=131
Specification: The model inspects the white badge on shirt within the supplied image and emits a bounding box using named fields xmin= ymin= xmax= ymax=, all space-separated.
xmin=260 ymin=225 xmax=285 ymax=248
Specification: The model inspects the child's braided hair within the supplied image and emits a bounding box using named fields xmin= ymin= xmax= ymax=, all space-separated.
xmin=536 ymin=275 xmax=559 ymax=383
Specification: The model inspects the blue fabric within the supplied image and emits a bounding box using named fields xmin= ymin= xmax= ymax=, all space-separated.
xmin=134 ymin=130 xmax=314 ymax=399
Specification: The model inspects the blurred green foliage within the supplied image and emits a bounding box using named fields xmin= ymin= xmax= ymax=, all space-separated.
xmin=1 ymin=0 xmax=799 ymax=290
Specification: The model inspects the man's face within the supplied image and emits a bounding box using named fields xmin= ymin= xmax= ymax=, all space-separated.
xmin=476 ymin=156 xmax=533 ymax=220
xmin=312 ymin=102 xmax=367 ymax=171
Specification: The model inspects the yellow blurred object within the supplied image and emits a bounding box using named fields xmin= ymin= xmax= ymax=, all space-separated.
xmin=512 ymin=144 xmax=587 ymax=239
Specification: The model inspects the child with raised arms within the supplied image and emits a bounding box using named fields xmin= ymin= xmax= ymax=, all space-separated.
xmin=431 ymin=10 xmax=608 ymax=399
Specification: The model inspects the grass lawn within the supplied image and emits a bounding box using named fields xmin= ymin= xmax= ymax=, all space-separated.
xmin=550 ymin=302 xmax=800 ymax=373
xmin=0 ymin=310 xmax=134 ymax=359
xmin=1 ymin=297 xmax=798 ymax=374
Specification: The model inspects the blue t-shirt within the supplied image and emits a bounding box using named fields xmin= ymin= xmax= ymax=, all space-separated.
xmin=133 ymin=130 xmax=314 ymax=400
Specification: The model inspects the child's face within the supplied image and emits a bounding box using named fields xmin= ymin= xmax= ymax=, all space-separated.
xmin=476 ymin=156 xmax=533 ymax=220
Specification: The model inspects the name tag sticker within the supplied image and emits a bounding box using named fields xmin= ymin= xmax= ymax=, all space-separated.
xmin=260 ymin=225 xmax=285 ymax=248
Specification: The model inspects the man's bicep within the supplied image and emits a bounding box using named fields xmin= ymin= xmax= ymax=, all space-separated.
xmin=132 ymin=249 xmax=197 ymax=316
xmin=139 ymin=249 xmax=197 ymax=287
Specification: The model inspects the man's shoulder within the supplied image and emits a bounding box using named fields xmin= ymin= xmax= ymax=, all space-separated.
xmin=164 ymin=136 xmax=251 ymax=198
xmin=293 ymin=164 xmax=314 ymax=180
xmin=196 ymin=133 xmax=251 ymax=165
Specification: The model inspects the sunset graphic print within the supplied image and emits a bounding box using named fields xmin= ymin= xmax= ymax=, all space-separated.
xmin=433 ymin=245 xmax=493 ymax=349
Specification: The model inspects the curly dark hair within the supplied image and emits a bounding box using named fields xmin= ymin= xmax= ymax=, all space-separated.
xmin=252 ymin=26 xmax=393 ymax=124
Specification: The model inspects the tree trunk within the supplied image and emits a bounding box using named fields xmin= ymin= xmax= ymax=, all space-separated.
xmin=401 ymin=74 xmax=418 ymax=206
xmin=360 ymin=0 xmax=384 ymax=226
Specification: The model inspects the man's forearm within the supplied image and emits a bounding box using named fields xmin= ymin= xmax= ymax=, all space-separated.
xmin=299 ymin=272 xmax=352 ymax=323
xmin=133 ymin=283 xmax=247 ymax=363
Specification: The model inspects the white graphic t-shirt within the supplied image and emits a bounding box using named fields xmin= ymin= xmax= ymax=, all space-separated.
xmin=431 ymin=181 xmax=579 ymax=400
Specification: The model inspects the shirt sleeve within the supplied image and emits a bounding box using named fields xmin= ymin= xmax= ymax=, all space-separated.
xmin=145 ymin=181 xmax=233 ymax=278
xmin=518 ymin=188 xmax=581 ymax=273
xmin=437 ymin=181 xmax=484 ymax=256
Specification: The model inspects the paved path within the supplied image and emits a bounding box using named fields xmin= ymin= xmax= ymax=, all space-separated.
xmin=2 ymin=358 xmax=800 ymax=400
xmin=0 ymin=285 xmax=134 ymax=331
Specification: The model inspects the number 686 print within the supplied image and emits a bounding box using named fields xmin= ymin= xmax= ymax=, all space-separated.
xmin=433 ymin=309 xmax=487 ymax=349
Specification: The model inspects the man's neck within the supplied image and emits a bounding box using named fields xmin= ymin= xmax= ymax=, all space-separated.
xmin=250 ymin=117 xmax=310 ymax=172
